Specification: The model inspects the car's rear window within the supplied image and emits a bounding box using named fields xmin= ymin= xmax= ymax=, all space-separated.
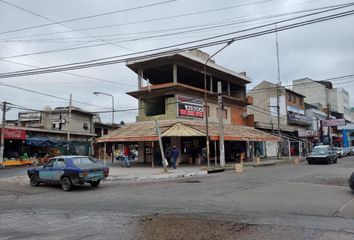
xmin=71 ymin=157 xmax=97 ymax=167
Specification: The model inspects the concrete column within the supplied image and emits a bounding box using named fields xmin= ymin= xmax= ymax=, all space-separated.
xmin=138 ymin=69 xmax=143 ymax=90
xmin=173 ymin=64 xmax=177 ymax=84
xmin=151 ymin=141 xmax=155 ymax=168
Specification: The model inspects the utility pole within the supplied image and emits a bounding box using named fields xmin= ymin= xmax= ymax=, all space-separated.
xmin=204 ymin=40 xmax=235 ymax=168
xmin=66 ymin=94 xmax=72 ymax=155
xmin=155 ymin=119 xmax=167 ymax=172
xmin=326 ymin=87 xmax=331 ymax=146
xmin=1 ymin=102 xmax=8 ymax=167
xmin=218 ymin=81 xmax=225 ymax=167
xmin=275 ymin=25 xmax=282 ymax=160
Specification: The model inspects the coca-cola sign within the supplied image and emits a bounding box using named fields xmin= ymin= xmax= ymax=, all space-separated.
xmin=0 ymin=128 xmax=26 ymax=140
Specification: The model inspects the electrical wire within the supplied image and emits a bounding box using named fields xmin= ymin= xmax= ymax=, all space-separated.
xmin=1 ymin=7 xmax=353 ymax=79
xmin=0 ymin=0 xmax=179 ymax=35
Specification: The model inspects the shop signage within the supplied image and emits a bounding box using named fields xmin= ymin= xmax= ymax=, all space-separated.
xmin=177 ymin=95 xmax=204 ymax=118
xmin=0 ymin=128 xmax=26 ymax=140
xmin=288 ymin=113 xmax=312 ymax=126
xmin=298 ymin=129 xmax=318 ymax=137
xmin=322 ymin=119 xmax=345 ymax=127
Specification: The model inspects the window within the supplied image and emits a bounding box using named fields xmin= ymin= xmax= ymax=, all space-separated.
xmin=293 ymin=96 xmax=296 ymax=103
xmin=223 ymin=109 xmax=228 ymax=119
xmin=217 ymin=108 xmax=228 ymax=119
xmin=55 ymin=158 xmax=65 ymax=167
xmin=44 ymin=159 xmax=56 ymax=168
xmin=288 ymin=93 xmax=291 ymax=102
xmin=299 ymin=98 xmax=303 ymax=106
xmin=83 ymin=122 xmax=88 ymax=130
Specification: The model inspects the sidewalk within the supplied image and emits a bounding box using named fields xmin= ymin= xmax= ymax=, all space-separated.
xmin=105 ymin=160 xmax=208 ymax=182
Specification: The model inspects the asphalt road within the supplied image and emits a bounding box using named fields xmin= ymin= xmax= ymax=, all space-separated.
xmin=0 ymin=157 xmax=354 ymax=239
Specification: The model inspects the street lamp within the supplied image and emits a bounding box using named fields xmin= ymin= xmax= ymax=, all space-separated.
xmin=204 ymin=40 xmax=235 ymax=168
xmin=93 ymin=92 xmax=115 ymax=125
xmin=93 ymin=92 xmax=115 ymax=165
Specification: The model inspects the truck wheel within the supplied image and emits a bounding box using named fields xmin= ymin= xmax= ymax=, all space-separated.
xmin=61 ymin=177 xmax=72 ymax=191
xmin=30 ymin=175 xmax=40 ymax=187
xmin=90 ymin=180 xmax=100 ymax=188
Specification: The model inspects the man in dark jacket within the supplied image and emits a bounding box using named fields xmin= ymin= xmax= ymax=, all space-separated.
xmin=171 ymin=146 xmax=179 ymax=169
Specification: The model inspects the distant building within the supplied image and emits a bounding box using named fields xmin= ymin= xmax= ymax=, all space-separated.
xmin=248 ymin=81 xmax=312 ymax=156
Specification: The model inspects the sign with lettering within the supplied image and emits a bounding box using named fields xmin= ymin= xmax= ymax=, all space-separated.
xmin=177 ymin=95 xmax=204 ymax=119
xmin=0 ymin=128 xmax=26 ymax=140
xmin=322 ymin=119 xmax=345 ymax=127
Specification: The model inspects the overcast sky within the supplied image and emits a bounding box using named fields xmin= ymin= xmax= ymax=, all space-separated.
xmin=0 ymin=0 xmax=353 ymax=124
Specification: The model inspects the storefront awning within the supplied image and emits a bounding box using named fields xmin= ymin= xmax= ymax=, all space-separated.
xmin=162 ymin=122 xmax=204 ymax=137
xmin=97 ymin=120 xmax=280 ymax=143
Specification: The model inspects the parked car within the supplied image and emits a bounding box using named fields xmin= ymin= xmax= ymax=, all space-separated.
xmin=307 ymin=145 xmax=337 ymax=164
xmin=343 ymin=147 xmax=352 ymax=157
xmin=333 ymin=147 xmax=344 ymax=158
xmin=349 ymin=172 xmax=354 ymax=191
xmin=27 ymin=156 xmax=109 ymax=191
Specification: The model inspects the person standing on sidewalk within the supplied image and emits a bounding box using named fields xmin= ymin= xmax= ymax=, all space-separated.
xmin=171 ymin=146 xmax=179 ymax=169
xmin=122 ymin=146 xmax=130 ymax=168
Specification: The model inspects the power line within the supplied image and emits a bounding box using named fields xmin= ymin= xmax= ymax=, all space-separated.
xmin=1 ymin=6 xmax=353 ymax=78
xmin=2 ymin=3 xmax=352 ymax=61
xmin=0 ymin=0 xmax=135 ymax=52
xmin=0 ymin=82 xmax=110 ymax=109
xmin=0 ymin=0 xmax=179 ymax=35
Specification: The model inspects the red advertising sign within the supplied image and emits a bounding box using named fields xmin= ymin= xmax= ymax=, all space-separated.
xmin=0 ymin=128 xmax=26 ymax=140
xmin=177 ymin=95 xmax=204 ymax=119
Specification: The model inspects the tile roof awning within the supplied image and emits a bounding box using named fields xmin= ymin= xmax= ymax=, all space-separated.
xmin=97 ymin=120 xmax=280 ymax=143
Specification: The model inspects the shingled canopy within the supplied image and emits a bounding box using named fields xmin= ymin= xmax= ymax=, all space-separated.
xmin=96 ymin=120 xmax=280 ymax=143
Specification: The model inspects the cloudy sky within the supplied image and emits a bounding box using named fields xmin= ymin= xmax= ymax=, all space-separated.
xmin=0 ymin=0 xmax=353 ymax=124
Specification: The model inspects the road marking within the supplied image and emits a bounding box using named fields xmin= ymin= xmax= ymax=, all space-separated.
xmin=338 ymin=198 xmax=354 ymax=212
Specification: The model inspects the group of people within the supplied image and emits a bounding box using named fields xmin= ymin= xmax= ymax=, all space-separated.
xmin=164 ymin=146 xmax=179 ymax=169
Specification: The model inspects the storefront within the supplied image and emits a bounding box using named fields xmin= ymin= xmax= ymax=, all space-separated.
xmin=96 ymin=119 xmax=280 ymax=165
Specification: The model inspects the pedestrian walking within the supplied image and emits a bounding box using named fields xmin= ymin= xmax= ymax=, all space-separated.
xmin=122 ymin=146 xmax=130 ymax=167
xmin=171 ymin=145 xmax=179 ymax=169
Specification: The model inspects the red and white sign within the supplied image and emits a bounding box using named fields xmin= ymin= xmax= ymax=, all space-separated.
xmin=322 ymin=119 xmax=345 ymax=127
xmin=0 ymin=128 xmax=26 ymax=140
xmin=177 ymin=95 xmax=204 ymax=119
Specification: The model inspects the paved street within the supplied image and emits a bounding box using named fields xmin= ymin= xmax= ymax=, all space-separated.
xmin=0 ymin=157 xmax=354 ymax=239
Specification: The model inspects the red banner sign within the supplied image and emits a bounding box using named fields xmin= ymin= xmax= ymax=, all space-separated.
xmin=0 ymin=128 xmax=26 ymax=140
xmin=177 ymin=95 xmax=204 ymax=119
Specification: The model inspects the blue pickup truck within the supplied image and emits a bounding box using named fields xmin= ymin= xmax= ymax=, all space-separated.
xmin=27 ymin=156 xmax=109 ymax=191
